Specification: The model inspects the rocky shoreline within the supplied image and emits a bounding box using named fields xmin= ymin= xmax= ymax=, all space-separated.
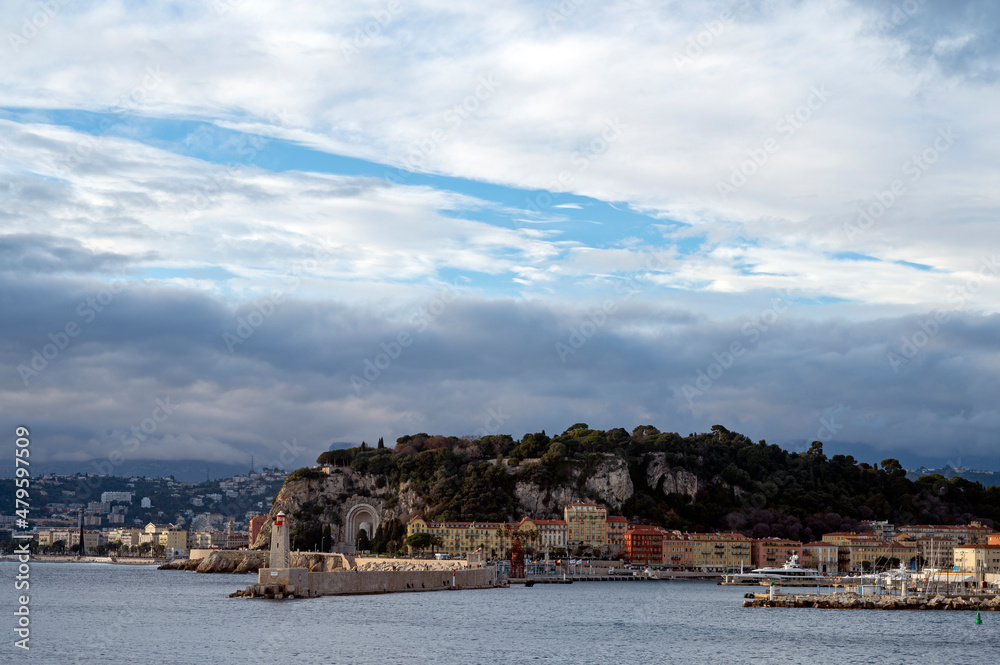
xmin=743 ymin=591 xmax=1000 ymax=611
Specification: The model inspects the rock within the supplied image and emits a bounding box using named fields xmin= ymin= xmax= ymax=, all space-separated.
xmin=646 ymin=453 xmax=700 ymax=501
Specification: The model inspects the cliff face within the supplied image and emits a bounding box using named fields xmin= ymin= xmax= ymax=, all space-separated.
xmin=646 ymin=453 xmax=702 ymax=501
xmin=252 ymin=468 xmax=400 ymax=549
xmin=255 ymin=452 xmax=707 ymax=547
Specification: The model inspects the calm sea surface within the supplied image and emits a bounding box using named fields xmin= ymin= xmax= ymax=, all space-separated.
xmin=1 ymin=562 xmax=995 ymax=664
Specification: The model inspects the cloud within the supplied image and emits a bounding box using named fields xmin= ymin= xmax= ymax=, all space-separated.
xmin=2 ymin=1 xmax=1000 ymax=470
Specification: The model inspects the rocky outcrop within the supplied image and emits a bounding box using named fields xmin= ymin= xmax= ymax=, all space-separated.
xmin=252 ymin=468 xmax=400 ymax=549
xmin=515 ymin=483 xmax=584 ymax=518
xmin=584 ymin=456 xmax=633 ymax=508
xmin=646 ymin=453 xmax=701 ymax=501
xmin=515 ymin=455 xmax=634 ymax=516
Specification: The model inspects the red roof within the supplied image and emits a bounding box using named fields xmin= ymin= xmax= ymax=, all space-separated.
xmin=606 ymin=516 xmax=628 ymax=523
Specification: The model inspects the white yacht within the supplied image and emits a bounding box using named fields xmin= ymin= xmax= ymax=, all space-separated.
xmin=723 ymin=554 xmax=826 ymax=585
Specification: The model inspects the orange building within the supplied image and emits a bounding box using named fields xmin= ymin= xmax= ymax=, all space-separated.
xmin=249 ymin=514 xmax=267 ymax=545
xmin=606 ymin=516 xmax=628 ymax=554
xmin=625 ymin=526 xmax=666 ymax=565
xmin=751 ymin=538 xmax=802 ymax=568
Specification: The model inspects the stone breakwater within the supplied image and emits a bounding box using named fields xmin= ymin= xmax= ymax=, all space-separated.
xmin=230 ymin=566 xmax=499 ymax=599
xmin=743 ymin=592 xmax=1000 ymax=611
xmin=159 ymin=551 xmax=472 ymax=575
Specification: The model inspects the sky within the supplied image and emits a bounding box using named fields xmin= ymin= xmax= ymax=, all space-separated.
xmin=1 ymin=0 xmax=999 ymax=474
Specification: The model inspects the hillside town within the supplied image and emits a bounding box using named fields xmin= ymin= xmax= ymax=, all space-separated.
xmin=407 ymin=502 xmax=1000 ymax=579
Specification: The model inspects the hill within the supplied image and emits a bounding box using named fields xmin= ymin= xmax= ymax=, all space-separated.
xmin=257 ymin=424 xmax=1000 ymax=552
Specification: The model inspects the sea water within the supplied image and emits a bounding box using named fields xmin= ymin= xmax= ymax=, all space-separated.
xmin=0 ymin=562 xmax=993 ymax=664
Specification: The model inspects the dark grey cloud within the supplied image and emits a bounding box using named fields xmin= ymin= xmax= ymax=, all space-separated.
xmin=0 ymin=233 xmax=139 ymax=275
xmin=855 ymin=0 xmax=1000 ymax=81
xmin=2 ymin=266 xmax=999 ymax=471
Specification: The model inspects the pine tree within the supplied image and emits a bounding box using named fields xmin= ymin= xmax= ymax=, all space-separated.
xmin=377 ymin=437 xmax=384 ymax=449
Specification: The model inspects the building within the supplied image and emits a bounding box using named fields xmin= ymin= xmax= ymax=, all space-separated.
xmin=101 ymin=491 xmax=133 ymax=504
xmin=801 ymin=541 xmax=839 ymax=575
xmin=896 ymin=523 xmax=994 ymax=546
xmin=684 ymin=533 xmax=751 ymax=571
xmin=36 ymin=529 xmax=106 ymax=552
xmin=662 ymin=532 xmax=692 ymax=569
xmin=606 ymin=516 xmax=628 ymax=554
xmin=750 ymin=538 xmax=802 ymax=569
xmin=912 ymin=537 xmax=958 ymax=569
xmin=563 ymin=503 xmax=608 ymax=550
xmin=990 ymin=534 xmax=1000 ymax=546
xmin=625 ymin=526 xmax=665 ymax=565
xmin=953 ymin=545 xmax=1000 ymax=576
xmin=159 ymin=528 xmax=188 ymax=556
xmin=841 ymin=539 xmax=918 ymax=572
xmin=519 ymin=518 xmax=567 ymax=553
xmin=407 ymin=516 xmax=511 ymax=558
xmin=249 ymin=514 xmax=268 ymax=545
xmin=107 ymin=528 xmax=144 ymax=549
xmin=860 ymin=520 xmax=896 ymax=541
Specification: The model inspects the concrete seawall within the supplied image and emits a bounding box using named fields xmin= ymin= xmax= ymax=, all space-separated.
xmin=232 ymin=566 xmax=499 ymax=598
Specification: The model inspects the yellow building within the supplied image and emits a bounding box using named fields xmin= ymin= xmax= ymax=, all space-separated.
xmin=896 ymin=523 xmax=994 ymax=546
xmin=36 ymin=529 xmax=105 ymax=552
xmin=843 ymin=539 xmax=917 ymax=572
xmin=406 ymin=516 xmax=511 ymax=557
xmin=563 ymin=503 xmax=608 ymax=550
xmin=801 ymin=541 xmax=839 ymax=575
xmin=913 ymin=537 xmax=958 ymax=569
xmin=953 ymin=545 xmax=1000 ymax=575
xmin=158 ymin=529 xmax=188 ymax=554
xmin=684 ymin=533 xmax=751 ymax=571
xmin=107 ymin=528 xmax=144 ymax=548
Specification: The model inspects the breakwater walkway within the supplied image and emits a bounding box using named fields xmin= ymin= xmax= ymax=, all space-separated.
xmin=743 ymin=591 xmax=1000 ymax=611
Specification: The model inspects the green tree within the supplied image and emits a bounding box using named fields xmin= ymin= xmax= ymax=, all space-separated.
xmin=405 ymin=532 xmax=442 ymax=556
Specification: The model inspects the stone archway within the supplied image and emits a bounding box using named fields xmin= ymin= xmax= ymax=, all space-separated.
xmin=345 ymin=503 xmax=380 ymax=544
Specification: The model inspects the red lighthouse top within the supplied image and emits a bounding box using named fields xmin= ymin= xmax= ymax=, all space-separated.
xmin=275 ymin=512 xmax=286 ymax=526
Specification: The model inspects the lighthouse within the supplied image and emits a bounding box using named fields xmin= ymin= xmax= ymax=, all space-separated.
xmin=270 ymin=511 xmax=291 ymax=569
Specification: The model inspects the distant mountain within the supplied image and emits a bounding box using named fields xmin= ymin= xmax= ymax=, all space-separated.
xmin=3 ymin=459 xmax=285 ymax=482
xmin=907 ymin=466 xmax=1000 ymax=488
xmin=327 ymin=441 xmax=358 ymax=450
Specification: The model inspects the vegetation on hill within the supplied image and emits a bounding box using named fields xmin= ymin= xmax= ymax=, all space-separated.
xmin=305 ymin=424 xmax=1000 ymax=544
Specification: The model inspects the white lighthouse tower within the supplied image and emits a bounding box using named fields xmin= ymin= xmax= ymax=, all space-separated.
xmin=270 ymin=511 xmax=291 ymax=569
